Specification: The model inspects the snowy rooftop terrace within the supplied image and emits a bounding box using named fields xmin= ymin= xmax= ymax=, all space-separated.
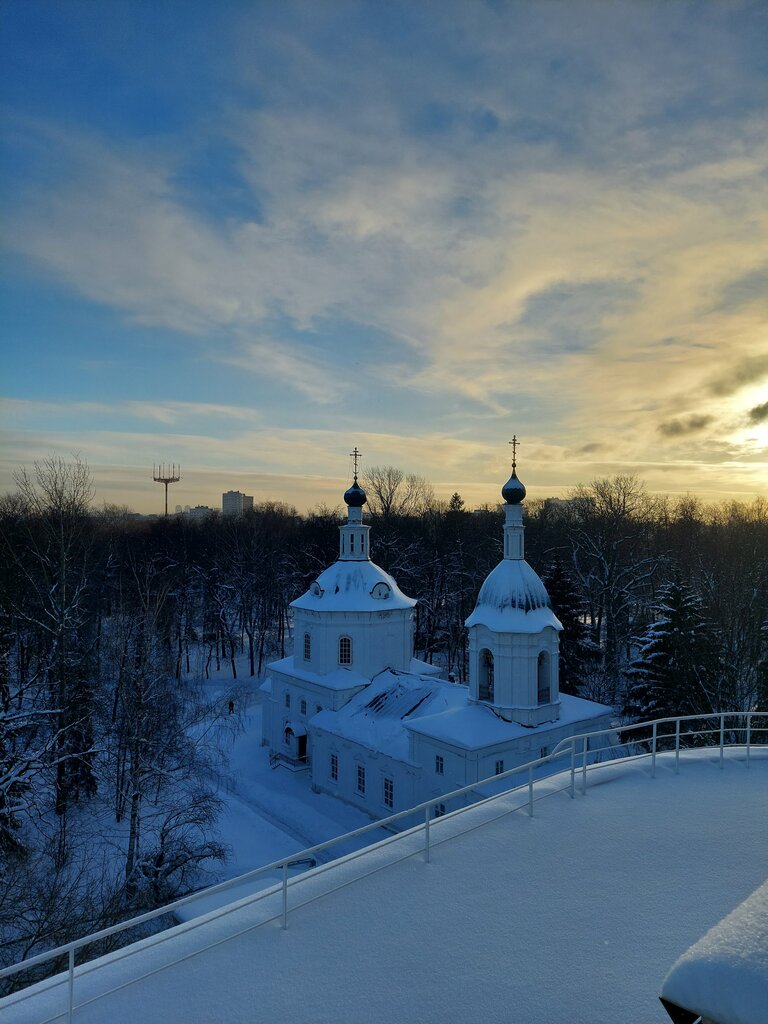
xmin=3 ymin=731 xmax=767 ymax=1024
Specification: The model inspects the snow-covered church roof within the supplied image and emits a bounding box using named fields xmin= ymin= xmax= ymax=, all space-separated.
xmin=465 ymin=559 xmax=562 ymax=633
xmin=311 ymin=670 xmax=465 ymax=760
xmin=407 ymin=692 xmax=611 ymax=750
xmin=291 ymin=560 xmax=416 ymax=613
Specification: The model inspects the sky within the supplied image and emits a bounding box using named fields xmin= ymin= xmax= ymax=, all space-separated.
xmin=1 ymin=0 xmax=767 ymax=514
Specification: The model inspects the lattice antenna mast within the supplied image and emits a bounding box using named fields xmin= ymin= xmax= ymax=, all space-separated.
xmin=152 ymin=463 xmax=181 ymax=516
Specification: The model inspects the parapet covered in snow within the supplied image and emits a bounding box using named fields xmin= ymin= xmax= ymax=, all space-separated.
xmin=661 ymin=877 xmax=768 ymax=1024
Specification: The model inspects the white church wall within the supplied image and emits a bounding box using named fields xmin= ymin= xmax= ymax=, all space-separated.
xmin=311 ymin=728 xmax=422 ymax=820
xmin=262 ymin=664 xmax=367 ymax=756
xmin=293 ymin=608 xmax=414 ymax=679
xmin=468 ymin=623 xmax=561 ymax=726
xmin=409 ymin=734 xmax=471 ymax=792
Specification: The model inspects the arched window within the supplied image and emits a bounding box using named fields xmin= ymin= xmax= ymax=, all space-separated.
xmin=479 ymin=649 xmax=494 ymax=701
xmin=303 ymin=633 xmax=311 ymax=661
xmin=339 ymin=636 xmax=352 ymax=665
xmin=537 ymin=651 xmax=551 ymax=704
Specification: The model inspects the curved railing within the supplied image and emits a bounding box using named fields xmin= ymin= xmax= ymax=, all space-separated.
xmin=1 ymin=711 xmax=766 ymax=1022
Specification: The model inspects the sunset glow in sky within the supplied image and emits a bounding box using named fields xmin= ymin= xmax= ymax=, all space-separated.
xmin=1 ymin=1 xmax=767 ymax=512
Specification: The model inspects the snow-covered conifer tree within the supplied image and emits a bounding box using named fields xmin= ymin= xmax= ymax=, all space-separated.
xmin=623 ymin=576 xmax=719 ymax=722
xmin=541 ymin=558 xmax=598 ymax=696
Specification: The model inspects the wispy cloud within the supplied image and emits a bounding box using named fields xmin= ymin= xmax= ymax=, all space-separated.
xmin=709 ymin=356 xmax=768 ymax=398
xmin=658 ymin=415 xmax=715 ymax=438
xmin=217 ymin=340 xmax=345 ymax=404
xmin=747 ymin=400 xmax=768 ymax=425
xmin=1 ymin=1 xmax=767 ymax=506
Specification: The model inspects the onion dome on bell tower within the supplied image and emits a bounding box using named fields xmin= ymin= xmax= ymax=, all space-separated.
xmin=343 ymin=479 xmax=367 ymax=508
xmin=339 ymin=447 xmax=370 ymax=560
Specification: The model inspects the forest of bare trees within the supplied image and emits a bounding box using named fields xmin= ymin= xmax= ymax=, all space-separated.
xmin=1 ymin=458 xmax=766 ymax=985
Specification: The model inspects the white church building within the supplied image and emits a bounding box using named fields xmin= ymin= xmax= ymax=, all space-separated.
xmin=261 ymin=454 xmax=613 ymax=821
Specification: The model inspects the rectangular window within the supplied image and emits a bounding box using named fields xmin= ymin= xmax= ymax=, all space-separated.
xmin=303 ymin=633 xmax=311 ymax=661
xmin=435 ymin=755 xmax=444 ymax=775
xmin=434 ymin=802 xmax=446 ymax=818
xmin=356 ymin=764 xmax=366 ymax=795
xmin=284 ymin=691 xmax=291 ymax=708
xmin=350 ymin=533 xmax=355 ymax=552
xmin=495 ymin=759 xmax=504 ymax=776
xmin=540 ymin=746 xmax=550 ymax=759
xmin=316 ymin=704 xmax=322 ymax=714
xmin=339 ymin=636 xmax=352 ymax=665
xmin=300 ymin=699 xmax=307 ymax=715
xmin=330 ymin=753 xmax=338 ymax=782
xmin=383 ymin=777 xmax=394 ymax=809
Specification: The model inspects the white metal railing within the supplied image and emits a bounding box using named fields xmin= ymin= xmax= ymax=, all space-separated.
xmin=1 ymin=711 xmax=766 ymax=1023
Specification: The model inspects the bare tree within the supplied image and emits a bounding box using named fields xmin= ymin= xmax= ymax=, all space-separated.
xmin=2 ymin=457 xmax=99 ymax=862
xmin=362 ymin=465 xmax=435 ymax=518
xmin=568 ymin=475 xmax=659 ymax=702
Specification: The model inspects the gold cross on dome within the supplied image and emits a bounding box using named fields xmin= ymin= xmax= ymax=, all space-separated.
xmin=350 ymin=446 xmax=361 ymax=480
xmin=508 ymin=435 xmax=519 ymax=471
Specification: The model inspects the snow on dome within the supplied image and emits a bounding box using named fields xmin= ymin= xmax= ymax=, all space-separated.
xmin=501 ymin=470 xmax=526 ymax=504
xmin=343 ymin=480 xmax=367 ymax=507
xmin=465 ymin=559 xmax=562 ymax=633
xmin=292 ymin=559 xmax=416 ymax=613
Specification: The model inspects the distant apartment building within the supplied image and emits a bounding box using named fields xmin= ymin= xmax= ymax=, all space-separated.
xmin=222 ymin=490 xmax=254 ymax=516
xmin=175 ymin=504 xmax=217 ymax=520
xmin=188 ymin=504 xmax=216 ymax=520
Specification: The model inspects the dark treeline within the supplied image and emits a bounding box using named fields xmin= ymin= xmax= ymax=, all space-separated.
xmin=1 ymin=458 xmax=767 ymax=982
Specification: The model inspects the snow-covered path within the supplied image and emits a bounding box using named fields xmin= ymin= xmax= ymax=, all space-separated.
xmin=215 ymin=697 xmax=392 ymax=865
xmin=5 ymin=749 xmax=767 ymax=1024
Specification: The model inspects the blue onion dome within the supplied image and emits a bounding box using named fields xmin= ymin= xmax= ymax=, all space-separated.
xmin=501 ymin=470 xmax=526 ymax=504
xmin=344 ymin=479 xmax=367 ymax=507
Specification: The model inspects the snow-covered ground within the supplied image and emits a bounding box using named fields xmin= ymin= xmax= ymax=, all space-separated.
xmin=180 ymin=661 xmax=392 ymax=918
xmin=4 ymin=747 xmax=767 ymax=1024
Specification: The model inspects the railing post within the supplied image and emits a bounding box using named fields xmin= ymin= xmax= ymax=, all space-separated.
xmin=528 ymin=766 xmax=534 ymax=817
xmin=651 ymin=722 xmax=657 ymax=778
xmin=747 ymin=714 xmax=752 ymax=768
xmin=68 ymin=946 xmax=75 ymax=1024
xmin=281 ymin=862 xmax=288 ymax=929
xmin=424 ymin=806 xmax=431 ymax=863
xmin=675 ymin=719 xmax=680 ymax=775
xmin=570 ymin=740 xmax=576 ymax=798
xmin=719 ymin=714 xmax=725 ymax=769
xmin=581 ymin=735 xmax=588 ymax=795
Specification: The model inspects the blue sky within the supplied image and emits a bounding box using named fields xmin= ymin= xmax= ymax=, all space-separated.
xmin=2 ymin=0 xmax=767 ymax=512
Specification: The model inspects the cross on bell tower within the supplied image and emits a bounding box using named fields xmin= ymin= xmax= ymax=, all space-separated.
xmin=509 ymin=435 xmax=519 ymax=472
xmin=341 ymin=447 xmax=369 ymax=561
xmin=350 ymin=446 xmax=361 ymax=481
